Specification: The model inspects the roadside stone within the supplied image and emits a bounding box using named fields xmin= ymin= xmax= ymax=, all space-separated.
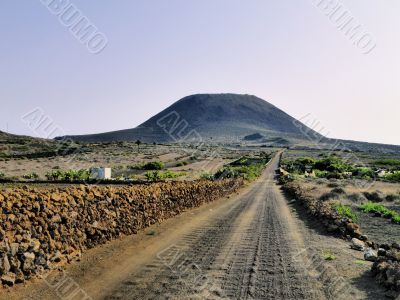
xmin=364 ymin=248 xmax=378 ymax=262
xmin=10 ymin=243 xmax=19 ymax=256
xmin=9 ymin=256 xmax=21 ymax=271
xmin=22 ymin=252 xmax=35 ymax=272
xmin=380 ymin=244 xmax=391 ymax=251
xmin=351 ymin=238 xmax=365 ymax=251
xmin=29 ymin=239 xmax=41 ymax=252
xmin=15 ymin=270 xmax=25 ymax=284
xmin=51 ymin=214 xmax=62 ymax=223
xmin=1 ymin=272 xmax=16 ymax=286
xmin=352 ymin=229 xmax=362 ymax=239
xmin=387 ymin=250 xmax=400 ymax=262
xmin=378 ymin=248 xmax=387 ymax=256
xmin=346 ymin=222 xmax=360 ymax=232
xmin=0 ymin=255 xmax=10 ymax=275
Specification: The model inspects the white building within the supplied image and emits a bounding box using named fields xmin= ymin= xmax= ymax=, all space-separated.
xmin=90 ymin=167 xmax=112 ymax=180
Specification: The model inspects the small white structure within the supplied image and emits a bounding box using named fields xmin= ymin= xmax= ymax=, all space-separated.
xmin=91 ymin=167 xmax=112 ymax=180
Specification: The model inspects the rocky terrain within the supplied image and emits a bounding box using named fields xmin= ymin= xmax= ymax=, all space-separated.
xmin=282 ymin=180 xmax=400 ymax=297
xmin=0 ymin=179 xmax=242 ymax=287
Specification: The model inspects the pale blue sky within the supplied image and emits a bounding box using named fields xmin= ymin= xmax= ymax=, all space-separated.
xmin=1 ymin=1 xmax=399 ymax=144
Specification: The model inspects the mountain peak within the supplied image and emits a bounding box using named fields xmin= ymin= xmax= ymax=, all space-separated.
xmin=60 ymin=94 xmax=318 ymax=143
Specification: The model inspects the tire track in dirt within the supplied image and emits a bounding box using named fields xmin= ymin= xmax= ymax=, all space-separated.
xmin=103 ymin=154 xmax=326 ymax=300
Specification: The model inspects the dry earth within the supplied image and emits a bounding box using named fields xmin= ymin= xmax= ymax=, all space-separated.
xmin=1 ymin=154 xmax=388 ymax=299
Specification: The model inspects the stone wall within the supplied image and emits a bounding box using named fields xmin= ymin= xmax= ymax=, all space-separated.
xmin=0 ymin=179 xmax=243 ymax=286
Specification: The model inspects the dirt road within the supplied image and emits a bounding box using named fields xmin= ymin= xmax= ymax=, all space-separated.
xmin=4 ymin=154 xmax=360 ymax=299
xmin=103 ymin=154 xmax=323 ymax=300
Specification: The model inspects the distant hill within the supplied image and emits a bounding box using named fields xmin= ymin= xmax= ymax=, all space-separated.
xmin=0 ymin=130 xmax=43 ymax=143
xmin=59 ymin=94 xmax=322 ymax=144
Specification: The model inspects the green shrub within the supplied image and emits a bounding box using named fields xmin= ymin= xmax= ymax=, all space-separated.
xmin=45 ymin=170 xmax=63 ymax=181
xmin=331 ymin=187 xmax=346 ymax=194
xmin=360 ymin=202 xmax=394 ymax=216
xmin=315 ymin=170 xmax=329 ymax=178
xmin=284 ymin=157 xmax=316 ymax=174
xmin=315 ymin=156 xmax=351 ymax=173
xmin=145 ymin=171 xmax=162 ymax=181
xmin=159 ymin=170 xmax=186 ymax=179
xmin=45 ymin=169 xmax=90 ymax=181
xmin=332 ymin=203 xmax=359 ymax=222
xmin=176 ymin=161 xmax=188 ymax=167
xmin=320 ymin=192 xmax=341 ymax=201
xmin=352 ymin=167 xmax=375 ymax=179
xmin=215 ymin=164 xmax=264 ymax=181
xmin=294 ymin=157 xmax=316 ymax=173
xmin=145 ymin=170 xmax=185 ymax=181
xmin=200 ymin=173 xmax=214 ymax=180
xmin=360 ymin=202 xmax=400 ymax=224
xmin=321 ymin=250 xmax=336 ymax=261
xmin=23 ymin=172 xmax=39 ymax=180
xmin=212 ymin=156 xmax=270 ymax=181
xmin=373 ymin=159 xmax=400 ymax=169
xmin=143 ymin=161 xmax=164 ymax=170
xmin=363 ymin=191 xmax=384 ymax=202
xmin=129 ymin=161 xmax=165 ymax=170
xmin=0 ymin=172 xmax=4 ymax=179
xmin=384 ymin=172 xmax=400 ymax=182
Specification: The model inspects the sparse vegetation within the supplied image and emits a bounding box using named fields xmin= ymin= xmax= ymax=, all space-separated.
xmin=354 ymin=260 xmax=368 ymax=266
xmin=213 ymin=156 xmax=270 ymax=181
xmin=384 ymin=171 xmax=400 ymax=182
xmin=45 ymin=169 xmax=90 ymax=181
xmin=22 ymin=172 xmax=39 ymax=180
xmin=321 ymin=250 xmax=336 ymax=261
xmin=282 ymin=155 xmax=378 ymax=181
xmin=352 ymin=167 xmax=375 ymax=180
xmin=200 ymin=173 xmax=214 ymax=180
xmin=373 ymin=159 xmax=400 ymax=169
xmin=363 ymin=191 xmax=385 ymax=203
xmin=129 ymin=161 xmax=165 ymax=171
xmin=135 ymin=140 xmax=142 ymax=152
xmin=359 ymin=202 xmax=400 ymax=224
xmin=320 ymin=187 xmax=347 ymax=201
xmin=320 ymin=192 xmax=340 ymax=201
xmin=332 ymin=203 xmax=359 ymax=222
xmin=331 ymin=187 xmax=346 ymax=195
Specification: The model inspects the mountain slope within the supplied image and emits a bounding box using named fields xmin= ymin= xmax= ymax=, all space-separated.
xmin=61 ymin=94 xmax=320 ymax=143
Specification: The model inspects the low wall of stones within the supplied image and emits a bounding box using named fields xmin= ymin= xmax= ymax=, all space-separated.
xmin=282 ymin=182 xmax=364 ymax=239
xmin=0 ymin=179 xmax=243 ymax=286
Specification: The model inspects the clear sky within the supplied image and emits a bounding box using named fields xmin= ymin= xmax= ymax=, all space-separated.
xmin=1 ymin=1 xmax=399 ymax=145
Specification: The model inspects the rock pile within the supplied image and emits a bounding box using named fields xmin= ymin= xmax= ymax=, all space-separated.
xmin=0 ymin=179 xmax=243 ymax=286
xmin=372 ymin=243 xmax=400 ymax=293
